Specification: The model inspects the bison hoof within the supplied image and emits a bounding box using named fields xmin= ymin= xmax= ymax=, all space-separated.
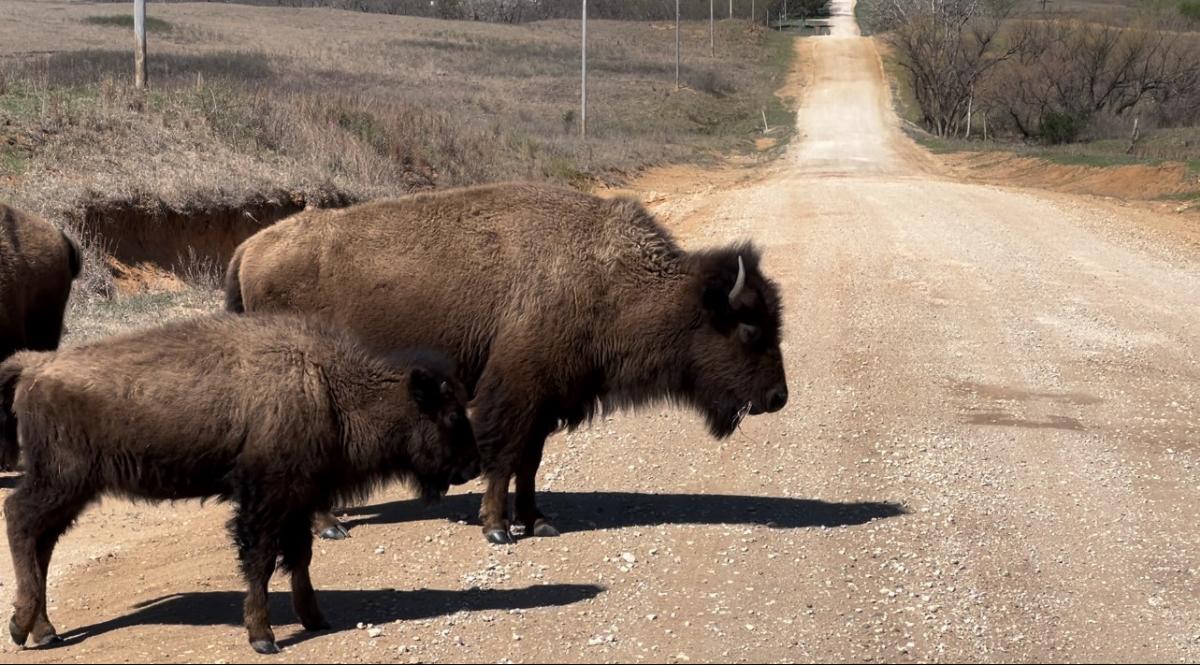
xmin=484 ymin=528 xmax=515 ymax=546
xmin=318 ymin=524 xmax=350 ymax=541
xmin=8 ymin=617 xmax=28 ymax=646
xmin=532 ymin=520 xmax=561 ymax=538
xmin=31 ymin=631 xmax=61 ymax=648
xmin=251 ymin=639 xmax=281 ymax=655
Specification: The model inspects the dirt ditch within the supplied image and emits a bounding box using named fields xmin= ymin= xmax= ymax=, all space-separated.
xmin=70 ymin=189 xmax=355 ymax=288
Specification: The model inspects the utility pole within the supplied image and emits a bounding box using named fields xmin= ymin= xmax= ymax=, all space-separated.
xmin=729 ymin=0 xmax=733 ymax=19
xmin=675 ymin=0 xmax=681 ymax=89
xmin=578 ymin=0 xmax=583 ymax=138
xmin=134 ymin=0 xmax=147 ymax=89
xmin=710 ymin=0 xmax=715 ymax=57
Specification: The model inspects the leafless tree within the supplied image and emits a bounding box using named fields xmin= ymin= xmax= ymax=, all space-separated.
xmin=985 ymin=20 xmax=1200 ymax=141
xmin=861 ymin=0 xmax=1025 ymax=137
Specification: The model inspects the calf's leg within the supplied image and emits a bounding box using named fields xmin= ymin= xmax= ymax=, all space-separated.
xmin=6 ymin=485 xmax=86 ymax=647
xmin=231 ymin=501 xmax=283 ymax=654
xmin=280 ymin=516 xmax=329 ymax=632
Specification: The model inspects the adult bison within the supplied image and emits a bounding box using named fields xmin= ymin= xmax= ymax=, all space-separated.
xmin=0 ymin=203 xmax=81 ymax=360
xmin=226 ymin=183 xmax=788 ymax=545
xmin=1 ymin=314 xmax=480 ymax=654
xmin=0 ymin=203 xmax=81 ymax=470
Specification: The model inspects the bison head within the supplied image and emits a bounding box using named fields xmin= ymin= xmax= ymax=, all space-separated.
xmin=405 ymin=357 xmax=481 ymax=500
xmin=685 ymin=246 xmax=787 ymax=438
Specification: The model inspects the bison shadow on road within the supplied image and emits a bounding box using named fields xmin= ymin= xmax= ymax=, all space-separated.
xmin=53 ymin=584 xmax=604 ymax=650
xmin=343 ymin=491 xmax=907 ymax=534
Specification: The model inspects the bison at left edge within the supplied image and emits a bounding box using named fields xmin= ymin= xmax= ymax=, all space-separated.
xmin=0 ymin=314 xmax=480 ymax=655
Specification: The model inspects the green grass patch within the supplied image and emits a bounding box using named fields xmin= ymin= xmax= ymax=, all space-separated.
xmin=1156 ymin=191 xmax=1200 ymax=202
xmin=1039 ymin=152 xmax=1158 ymax=168
xmin=84 ymin=15 xmax=174 ymax=33
xmin=337 ymin=109 xmax=388 ymax=154
xmin=911 ymin=133 xmax=971 ymax=154
xmin=0 ymin=85 xmax=41 ymax=121
xmin=0 ymin=147 xmax=28 ymax=175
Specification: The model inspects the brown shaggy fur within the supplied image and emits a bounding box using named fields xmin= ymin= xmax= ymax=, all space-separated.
xmin=0 ymin=314 xmax=479 ymax=654
xmin=0 ymin=203 xmax=80 ymax=468
xmin=0 ymin=203 xmax=80 ymax=358
xmin=227 ymin=182 xmax=787 ymax=543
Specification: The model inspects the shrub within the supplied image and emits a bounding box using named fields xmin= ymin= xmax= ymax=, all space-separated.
xmin=1037 ymin=111 xmax=1081 ymax=144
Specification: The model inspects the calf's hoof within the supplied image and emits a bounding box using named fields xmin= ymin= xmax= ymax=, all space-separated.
xmin=484 ymin=528 xmax=515 ymax=546
xmin=9 ymin=617 xmax=28 ymax=646
xmin=318 ymin=524 xmax=350 ymax=541
xmin=251 ymin=639 xmax=281 ymax=655
xmin=531 ymin=520 xmax=561 ymax=538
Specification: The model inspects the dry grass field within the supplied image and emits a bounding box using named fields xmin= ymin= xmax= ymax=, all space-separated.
xmin=0 ymin=1 xmax=796 ymax=329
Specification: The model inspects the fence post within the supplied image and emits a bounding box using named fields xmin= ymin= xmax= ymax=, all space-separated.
xmin=581 ymin=0 xmax=587 ymax=139
xmin=134 ymin=0 xmax=147 ymax=89
xmin=675 ymin=0 xmax=681 ymax=89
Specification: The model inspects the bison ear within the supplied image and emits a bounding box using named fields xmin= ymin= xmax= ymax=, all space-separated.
xmin=410 ymin=367 xmax=444 ymax=416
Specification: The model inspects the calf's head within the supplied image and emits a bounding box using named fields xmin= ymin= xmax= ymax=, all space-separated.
xmin=685 ymin=246 xmax=787 ymax=438
xmin=403 ymin=358 xmax=481 ymax=499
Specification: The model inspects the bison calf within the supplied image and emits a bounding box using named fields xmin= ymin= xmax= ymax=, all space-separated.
xmin=0 ymin=315 xmax=480 ymax=655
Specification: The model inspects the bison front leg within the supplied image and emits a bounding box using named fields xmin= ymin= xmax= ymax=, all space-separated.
xmin=281 ymin=516 xmax=330 ymax=632
xmin=515 ymin=434 xmax=558 ymax=538
xmin=480 ymin=471 xmax=514 ymax=545
xmin=472 ymin=366 xmax=530 ymax=546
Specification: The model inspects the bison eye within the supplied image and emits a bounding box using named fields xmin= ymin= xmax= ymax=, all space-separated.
xmin=738 ymin=323 xmax=762 ymax=345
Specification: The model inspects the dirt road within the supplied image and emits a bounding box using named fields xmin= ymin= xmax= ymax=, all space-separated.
xmin=3 ymin=2 xmax=1199 ymax=662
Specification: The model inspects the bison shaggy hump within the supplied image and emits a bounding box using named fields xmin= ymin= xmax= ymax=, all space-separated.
xmin=227 ymin=182 xmax=788 ymax=545
xmin=0 ymin=314 xmax=480 ymax=654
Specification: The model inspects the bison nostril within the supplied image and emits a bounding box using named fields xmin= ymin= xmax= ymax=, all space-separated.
xmin=766 ymin=387 xmax=788 ymax=413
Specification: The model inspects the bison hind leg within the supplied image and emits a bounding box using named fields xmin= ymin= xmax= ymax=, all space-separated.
xmin=5 ymin=484 xmax=87 ymax=648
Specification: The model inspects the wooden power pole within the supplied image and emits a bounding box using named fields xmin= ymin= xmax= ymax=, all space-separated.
xmin=134 ymin=0 xmax=147 ymax=89
xmin=675 ymin=0 xmax=681 ymax=89
xmin=710 ymin=0 xmax=715 ymax=57
xmin=581 ymin=0 xmax=587 ymax=139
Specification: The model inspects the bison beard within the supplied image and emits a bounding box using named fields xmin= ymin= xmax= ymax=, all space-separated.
xmin=226 ymin=182 xmax=788 ymax=545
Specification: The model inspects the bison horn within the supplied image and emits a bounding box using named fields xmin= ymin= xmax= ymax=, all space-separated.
xmin=728 ymin=256 xmax=746 ymax=304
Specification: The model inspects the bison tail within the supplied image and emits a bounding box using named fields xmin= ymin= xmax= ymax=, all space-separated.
xmin=62 ymin=229 xmax=83 ymax=280
xmin=0 ymin=358 xmax=24 ymax=471
xmin=224 ymin=244 xmax=247 ymax=314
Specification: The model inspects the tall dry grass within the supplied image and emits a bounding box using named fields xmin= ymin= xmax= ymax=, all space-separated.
xmin=0 ymin=1 xmax=797 ymax=308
